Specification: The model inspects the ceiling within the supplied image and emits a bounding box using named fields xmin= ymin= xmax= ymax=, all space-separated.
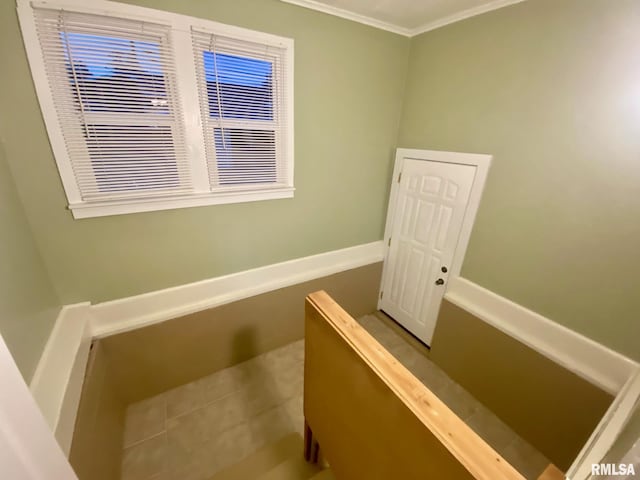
xmin=280 ymin=0 xmax=526 ymax=36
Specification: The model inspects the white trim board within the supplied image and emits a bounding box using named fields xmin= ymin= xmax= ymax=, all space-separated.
xmin=411 ymin=0 xmax=527 ymax=36
xmin=279 ymin=0 xmax=412 ymax=36
xmin=567 ymin=369 xmax=640 ymax=480
xmin=29 ymin=303 xmax=92 ymax=456
xmin=24 ymin=238 xmax=638 ymax=477
xmin=279 ymin=0 xmax=526 ymax=37
xmin=1 ymin=331 xmax=79 ymax=480
xmin=18 ymin=0 xmax=295 ymax=219
xmin=444 ymin=277 xmax=639 ymax=395
xmin=90 ymin=241 xmax=385 ymax=338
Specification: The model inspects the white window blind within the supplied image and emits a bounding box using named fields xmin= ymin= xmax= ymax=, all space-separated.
xmin=191 ymin=30 xmax=290 ymax=190
xmin=20 ymin=0 xmax=294 ymax=217
xmin=32 ymin=7 xmax=192 ymax=201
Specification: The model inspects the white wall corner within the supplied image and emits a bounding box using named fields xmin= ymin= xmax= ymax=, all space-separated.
xmin=30 ymin=302 xmax=93 ymax=456
xmin=444 ymin=277 xmax=639 ymax=395
xmin=90 ymin=241 xmax=385 ymax=338
xmin=1 ymin=330 xmax=79 ymax=479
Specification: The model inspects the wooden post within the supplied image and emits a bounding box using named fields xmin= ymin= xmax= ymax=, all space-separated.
xmin=304 ymin=419 xmax=319 ymax=464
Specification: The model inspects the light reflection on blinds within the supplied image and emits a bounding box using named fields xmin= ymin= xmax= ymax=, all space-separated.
xmin=192 ymin=30 xmax=288 ymax=188
xmin=33 ymin=7 xmax=192 ymax=200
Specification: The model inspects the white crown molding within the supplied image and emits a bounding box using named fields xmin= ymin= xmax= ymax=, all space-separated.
xmin=280 ymin=0 xmax=527 ymax=38
xmin=280 ymin=0 xmax=413 ymax=36
xmin=445 ymin=277 xmax=639 ymax=395
xmin=29 ymin=303 xmax=93 ymax=456
xmin=410 ymin=0 xmax=527 ymax=36
xmin=90 ymin=241 xmax=386 ymax=338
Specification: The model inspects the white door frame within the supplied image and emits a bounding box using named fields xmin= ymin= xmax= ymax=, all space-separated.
xmin=0 ymin=331 xmax=78 ymax=480
xmin=378 ymin=148 xmax=492 ymax=329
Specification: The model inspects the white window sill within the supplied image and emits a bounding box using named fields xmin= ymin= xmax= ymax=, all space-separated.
xmin=69 ymin=187 xmax=295 ymax=219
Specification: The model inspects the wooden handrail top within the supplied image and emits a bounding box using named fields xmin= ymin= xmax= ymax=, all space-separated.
xmin=306 ymin=290 xmax=529 ymax=480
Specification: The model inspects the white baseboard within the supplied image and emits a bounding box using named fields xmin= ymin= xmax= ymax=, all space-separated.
xmin=444 ymin=277 xmax=639 ymax=395
xmin=29 ymin=303 xmax=92 ymax=456
xmin=91 ymin=241 xmax=385 ymax=338
xmin=28 ymin=242 xmax=634 ymax=462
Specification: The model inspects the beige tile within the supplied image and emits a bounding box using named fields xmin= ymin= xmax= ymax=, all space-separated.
xmin=208 ymin=422 xmax=256 ymax=473
xmin=260 ymin=347 xmax=304 ymax=400
xmin=121 ymin=433 xmax=167 ymax=480
xmin=261 ymin=340 xmax=304 ymax=369
xmin=273 ymin=374 xmax=304 ymax=404
xmin=168 ymin=422 xmax=255 ymax=479
xmin=359 ymin=315 xmax=407 ymax=350
xmin=208 ymin=358 xmax=284 ymax=417
xmin=283 ymin=394 xmax=304 ymax=437
xmin=466 ymin=406 xmax=519 ymax=452
xmin=230 ymin=380 xmax=283 ymax=418
xmin=370 ymin=327 xmax=406 ymax=351
xmin=501 ymin=436 xmax=551 ymax=480
xmin=199 ymin=369 xmax=240 ymax=405
xmin=264 ymin=369 xmax=303 ymax=405
xmin=358 ymin=315 xmax=388 ymax=336
xmin=435 ymin=382 xmax=480 ymax=421
xmin=248 ymin=405 xmax=295 ymax=449
xmin=165 ymin=381 xmax=205 ymax=419
xmin=410 ymin=359 xmax=451 ymax=395
xmin=199 ymin=359 xmax=263 ymax=404
xmin=124 ymin=394 xmax=167 ymax=448
xmin=166 ymin=407 xmax=210 ymax=462
xmin=167 ymin=392 xmax=246 ymax=459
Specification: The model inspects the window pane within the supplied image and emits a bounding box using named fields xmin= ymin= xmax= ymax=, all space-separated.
xmin=85 ymin=124 xmax=181 ymax=193
xmin=62 ymin=32 xmax=169 ymax=114
xmin=214 ymin=128 xmax=276 ymax=184
xmin=203 ymin=52 xmax=273 ymax=120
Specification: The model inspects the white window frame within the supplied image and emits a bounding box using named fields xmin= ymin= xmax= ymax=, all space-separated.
xmin=17 ymin=0 xmax=294 ymax=219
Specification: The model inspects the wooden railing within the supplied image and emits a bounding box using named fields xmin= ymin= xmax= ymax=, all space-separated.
xmin=303 ymin=291 xmax=563 ymax=480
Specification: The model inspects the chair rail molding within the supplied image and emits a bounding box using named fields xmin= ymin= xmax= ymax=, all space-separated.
xmin=30 ymin=303 xmax=93 ymax=456
xmin=444 ymin=277 xmax=638 ymax=395
xmin=90 ymin=241 xmax=385 ymax=337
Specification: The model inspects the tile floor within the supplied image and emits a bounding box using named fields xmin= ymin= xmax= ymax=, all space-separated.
xmin=120 ymin=312 xmax=550 ymax=480
xmin=120 ymin=341 xmax=304 ymax=480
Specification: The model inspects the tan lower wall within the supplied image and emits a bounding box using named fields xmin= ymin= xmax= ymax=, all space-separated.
xmin=430 ymin=300 xmax=614 ymax=470
xmin=69 ymin=341 xmax=126 ymax=480
xmin=100 ymin=262 xmax=382 ymax=404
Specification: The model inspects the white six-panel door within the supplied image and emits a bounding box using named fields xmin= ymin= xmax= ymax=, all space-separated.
xmin=380 ymin=150 xmax=488 ymax=345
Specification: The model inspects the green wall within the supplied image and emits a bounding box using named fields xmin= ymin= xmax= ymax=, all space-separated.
xmin=3 ymin=0 xmax=639 ymax=363
xmin=0 ymin=141 xmax=60 ymax=381
xmin=0 ymin=0 xmax=409 ymax=303
xmin=398 ymin=0 xmax=640 ymax=361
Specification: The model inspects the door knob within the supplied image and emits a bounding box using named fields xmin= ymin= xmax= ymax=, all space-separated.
xmin=435 ymin=278 xmax=445 ymax=286
xmin=441 ymin=266 xmax=448 ymax=273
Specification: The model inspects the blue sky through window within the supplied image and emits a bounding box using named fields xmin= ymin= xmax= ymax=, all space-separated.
xmin=203 ymin=51 xmax=272 ymax=86
xmin=203 ymin=51 xmax=273 ymax=121
xmin=61 ymin=32 xmax=162 ymax=78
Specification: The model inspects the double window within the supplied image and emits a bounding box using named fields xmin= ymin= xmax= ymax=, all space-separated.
xmin=19 ymin=0 xmax=294 ymax=218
